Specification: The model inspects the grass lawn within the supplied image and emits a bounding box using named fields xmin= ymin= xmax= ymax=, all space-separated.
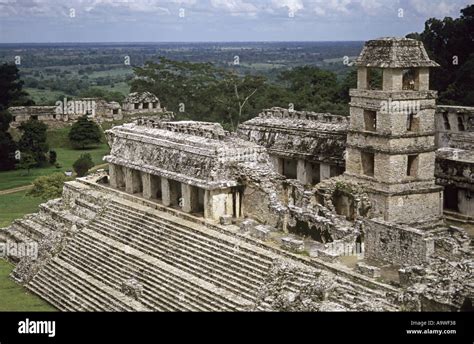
xmin=0 ymin=191 xmax=44 ymax=228
xmin=0 ymin=259 xmax=56 ymax=311
xmin=0 ymin=126 xmax=110 ymax=191
xmin=24 ymin=87 xmax=72 ymax=106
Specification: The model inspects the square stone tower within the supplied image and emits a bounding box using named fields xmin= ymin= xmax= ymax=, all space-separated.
xmin=346 ymin=38 xmax=443 ymax=225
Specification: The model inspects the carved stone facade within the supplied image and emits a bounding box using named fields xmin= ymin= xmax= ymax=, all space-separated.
xmin=238 ymin=107 xmax=348 ymax=185
xmin=105 ymin=117 xmax=268 ymax=221
xmin=435 ymin=105 xmax=474 ymax=221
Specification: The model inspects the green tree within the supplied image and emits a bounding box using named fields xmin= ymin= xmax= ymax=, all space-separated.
xmin=0 ymin=63 xmax=34 ymax=108
xmin=28 ymin=173 xmax=72 ymax=200
xmin=49 ymin=150 xmax=57 ymax=165
xmin=0 ymin=110 xmax=18 ymax=171
xmin=18 ymin=119 xmax=49 ymax=167
xmin=407 ymin=4 xmax=474 ymax=105
xmin=73 ymin=153 xmax=94 ymax=177
xmin=78 ymin=87 xmax=124 ymax=102
xmin=68 ymin=115 xmax=102 ymax=149
xmin=16 ymin=152 xmax=36 ymax=175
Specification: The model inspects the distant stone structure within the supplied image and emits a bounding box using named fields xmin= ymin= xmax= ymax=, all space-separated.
xmin=8 ymin=106 xmax=63 ymax=127
xmin=121 ymin=91 xmax=163 ymax=114
xmin=435 ymin=105 xmax=474 ymax=222
xmin=8 ymin=91 xmax=169 ymax=128
xmin=0 ymin=38 xmax=472 ymax=313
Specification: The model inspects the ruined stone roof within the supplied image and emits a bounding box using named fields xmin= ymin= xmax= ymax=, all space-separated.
xmin=8 ymin=106 xmax=57 ymax=115
xmin=123 ymin=91 xmax=160 ymax=104
xmin=354 ymin=37 xmax=440 ymax=68
xmin=237 ymin=107 xmax=348 ymax=165
xmin=104 ymin=120 xmax=267 ymax=189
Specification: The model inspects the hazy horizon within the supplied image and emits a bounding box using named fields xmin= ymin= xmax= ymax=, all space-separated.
xmin=0 ymin=0 xmax=471 ymax=43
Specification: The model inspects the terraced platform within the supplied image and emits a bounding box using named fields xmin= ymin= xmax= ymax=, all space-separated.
xmin=1 ymin=177 xmax=400 ymax=311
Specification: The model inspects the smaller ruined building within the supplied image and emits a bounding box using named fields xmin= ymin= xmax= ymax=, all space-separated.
xmin=435 ymin=106 xmax=474 ymax=222
xmin=8 ymin=91 xmax=168 ymax=128
xmin=238 ymin=107 xmax=347 ymax=185
xmin=121 ymin=91 xmax=164 ymax=114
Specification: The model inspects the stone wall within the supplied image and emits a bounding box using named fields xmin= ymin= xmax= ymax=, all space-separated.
xmin=364 ymin=218 xmax=435 ymax=265
xmin=237 ymin=107 xmax=348 ymax=166
xmin=435 ymin=105 xmax=474 ymax=150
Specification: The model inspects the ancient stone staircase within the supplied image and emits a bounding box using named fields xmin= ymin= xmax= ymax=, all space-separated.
xmin=21 ymin=197 xmax=285 ymax=311
xmin=1 ymin=178 xmax=401 ymax=311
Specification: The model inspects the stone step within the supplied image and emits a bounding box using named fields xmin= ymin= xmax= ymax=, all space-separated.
xmin=109 ymin=201 xmax=276 ymax=264
xmin=4 ymin=226 xmax=33 ymax=243
xmin=62 ymin=235 xmax=224 ymax=311
xmin=39 ymin=268 xmax=105 ymax=311
xmin=28 ymin=274 xmax=77 ymax=312
xmin=29 ymin=257 xmax=147 ymax=311
xmin=105 ymin=207 xmax=273 ymax=273
xmin=13 ymin=218 xmax=52 ymax=240
xmin=73 ymin=228 xmax=251 ymax=310
xmin=91 ymin=220 xmax=260 ymax=300
xmin=100 ymin=212 xmax=270 ymax=283
xmin=59 ymin=245 xmax=186 ymax=312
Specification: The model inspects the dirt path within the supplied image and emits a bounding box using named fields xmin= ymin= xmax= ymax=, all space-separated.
xmin=0 ymin=185 xmax=32 ymax=195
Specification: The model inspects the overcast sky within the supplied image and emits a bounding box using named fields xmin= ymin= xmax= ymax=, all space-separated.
xmin=0 ymin=0 xmax=471 ymax=43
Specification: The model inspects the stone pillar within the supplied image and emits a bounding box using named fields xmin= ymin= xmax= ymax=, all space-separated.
xmin=142 ymin=173 xmax=160 ymax=200
xmin=320 ymin=163 xmax=331 ymax=181
xmin=234 ymin=190 xmax=241 ymax=218
xmin=125 ymin=168 xmax=142 ymax=194
xmin=297 ymin=159 xmax=312 ymax=184
xmin=204 ymin=189 xmax=228 ymax=221
xmin=272 ymin=156 xmax=284 ymax=175
xmin=383 ymin=69 xmax=403 ymax=91
xmin=418 ymin=68 xmax=430 ymax=91
xmin=109 ymin=164 xmax=125 ymax=189
xmin=181 ymin=184 xmax=199 ymax=213
xmin=357 ymin=67 xmax=367 ymax=89
xmin=161 ymin=177 xmax=171 ymax=206
xmin=109 ymin=163 xmax=118 ymax=188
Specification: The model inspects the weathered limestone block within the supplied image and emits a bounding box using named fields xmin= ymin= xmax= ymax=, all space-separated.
xmin=356 ymin=262 xmax=381 ymax=278
xmin=250 ymin=225 xmax=274 ymax=240
xmin=364 ymin=218 xmax=435 ymax=265
xmin=121 ymin=278 xmax=143 ymax=300
xmin=316 ymin=249 xmax=339 ymax=263
xmin=219 ymin=215 xmax=233 ymax=226
xmin=240 ymin=218 xmax=258 ymax=232
xmin=281 ymin=237 xmax=305 ymax=253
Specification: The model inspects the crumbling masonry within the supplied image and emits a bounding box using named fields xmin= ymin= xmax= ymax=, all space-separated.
xmin=0 ymin=38 xmax=472 ymax=312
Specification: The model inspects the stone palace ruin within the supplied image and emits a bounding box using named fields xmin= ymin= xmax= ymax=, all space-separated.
xmin=0 ymin=38 xmax=472 ymax=312
xmin=8 ymin=91 xmax=170 ymax=128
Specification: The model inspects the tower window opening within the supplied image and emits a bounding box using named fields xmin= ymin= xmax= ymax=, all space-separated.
xmin=442 ymin=112 xmax=451 ymax=130
xmin=363 ymin=110 xmax=377 ymax=131
xmin=407 ymin=155 xmax=419 ymax=177
xmin=458 ymin=116 xmax=465 ymax=131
